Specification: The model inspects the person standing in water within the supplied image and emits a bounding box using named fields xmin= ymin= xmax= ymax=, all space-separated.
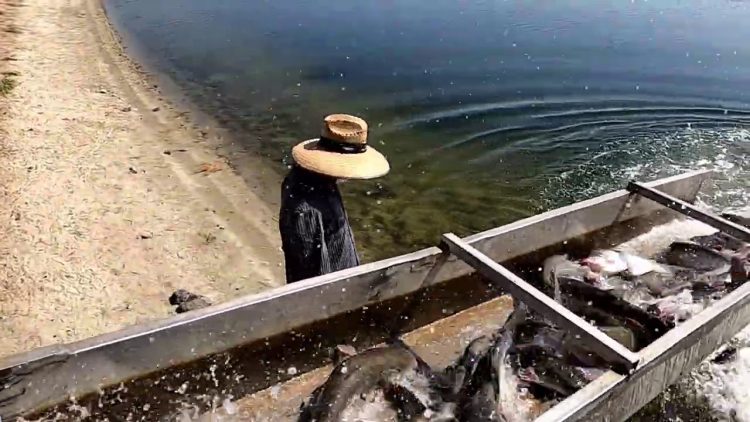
xmin=279 ymin=114 xmax=390 ymax=283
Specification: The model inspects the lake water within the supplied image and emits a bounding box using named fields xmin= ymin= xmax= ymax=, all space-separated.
xmin=105 ymin=0 xmax=749 ymax=261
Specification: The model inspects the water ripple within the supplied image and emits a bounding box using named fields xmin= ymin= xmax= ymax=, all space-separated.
xmin=391 ymin=95 xmax=750 ymax=129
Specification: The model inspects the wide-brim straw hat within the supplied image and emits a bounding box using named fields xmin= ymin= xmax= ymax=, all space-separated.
xmin=292 ymin=114 xmax=390 ymax=180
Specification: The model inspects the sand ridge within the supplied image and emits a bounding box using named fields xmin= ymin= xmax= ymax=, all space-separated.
xmin=0 ymin=0 xmax=285 ymax=358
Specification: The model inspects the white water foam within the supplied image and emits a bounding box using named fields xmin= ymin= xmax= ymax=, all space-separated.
xmin=616 ymin=217 xmax=717 ymax=259
xmin=541 ymin=127 xmax=750 ymax=213
xmin=692 ymin=328 xmax=750 ymax=422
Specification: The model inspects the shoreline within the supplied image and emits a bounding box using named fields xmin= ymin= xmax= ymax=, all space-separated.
xmin=95 ymin=0 xmax=291 ymax=203
xmin=0 ymin=0 xmax=285 ymax=358
xmin=92 ymin=0 xmax=286 ymax=206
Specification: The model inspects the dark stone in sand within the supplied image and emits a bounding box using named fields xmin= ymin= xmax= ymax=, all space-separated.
xmin=169 ymin=289 xmax=211 ymax=313
xmin=169 ymin=289 xmax=199 ymax=305
xmin=175 ymin=298 xmax=211 ymax=313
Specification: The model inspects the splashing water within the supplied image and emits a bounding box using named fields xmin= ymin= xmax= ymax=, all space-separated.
xmin=617 ymin=209 xmax=750 ymax=421
xmin=541 ymin=127 xmax=749 ymax=213
xmin=690 ymin=213 xmax=750 ymax=421
xmin=693 ymin=327 xmax=750 ymax=422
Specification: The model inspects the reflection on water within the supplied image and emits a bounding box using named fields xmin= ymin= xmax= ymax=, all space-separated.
xmin=105 ymin=0 xmax=750 ymax=260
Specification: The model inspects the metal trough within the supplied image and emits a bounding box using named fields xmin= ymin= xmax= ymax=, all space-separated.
xmin=2 ymin=169 xmax=747 ymax=421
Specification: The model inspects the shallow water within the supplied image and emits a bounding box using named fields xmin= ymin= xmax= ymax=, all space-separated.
xmin=105 ymin=0 xmax=750 ymax=260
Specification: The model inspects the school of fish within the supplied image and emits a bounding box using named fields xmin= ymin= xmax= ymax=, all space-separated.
xmin=296 ymin=212 xmax=750 ymax=421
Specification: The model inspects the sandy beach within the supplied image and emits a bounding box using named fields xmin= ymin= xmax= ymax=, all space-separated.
xmin=0 ymin=0 xmax=285 ymax=358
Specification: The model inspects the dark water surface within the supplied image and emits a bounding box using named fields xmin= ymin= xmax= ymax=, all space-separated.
xmin=106 ymin=0 xmax=750 ymax=260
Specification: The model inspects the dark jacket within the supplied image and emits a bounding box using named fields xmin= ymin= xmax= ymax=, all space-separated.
xmin=279 ymin=167 xmax=360 ymax=283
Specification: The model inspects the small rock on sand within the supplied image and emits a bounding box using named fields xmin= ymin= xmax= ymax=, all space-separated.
xmin=169 ymin=289 xmax=211 ymax=314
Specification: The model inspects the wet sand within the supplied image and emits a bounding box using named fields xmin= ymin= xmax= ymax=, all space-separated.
xmin=0 ymin=0 xmax=285 ymax=358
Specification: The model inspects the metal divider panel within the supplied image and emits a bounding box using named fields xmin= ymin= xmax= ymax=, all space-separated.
xmin=627 ymin=182 xmax=750 ymax=242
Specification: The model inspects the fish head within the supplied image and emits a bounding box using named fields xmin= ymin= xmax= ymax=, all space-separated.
xmin=582 ymin=250 xmax=628 ymax=275
xmin=542 ymin=255 xmax=590 ymax=289
xmin=730 ymin=250 xmax=750 ymax=283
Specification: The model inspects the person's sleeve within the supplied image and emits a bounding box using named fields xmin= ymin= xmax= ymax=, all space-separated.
xmin=292 ymin=207 xmax=329 ymax=278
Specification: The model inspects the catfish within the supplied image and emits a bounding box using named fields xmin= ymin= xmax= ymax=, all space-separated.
xmin=556 ymin=277 xmax=673 ymax=349
xmin=298 ymin=346 xmax=426 ymax=422
xmin=458 ymin=381 xmax=503 ymax=422
xmin=663 ymin=241 xmax=731 ymax=272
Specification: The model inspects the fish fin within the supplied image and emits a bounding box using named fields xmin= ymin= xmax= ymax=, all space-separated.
xmin=517 ymin=367 xmax=539 ymax=384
